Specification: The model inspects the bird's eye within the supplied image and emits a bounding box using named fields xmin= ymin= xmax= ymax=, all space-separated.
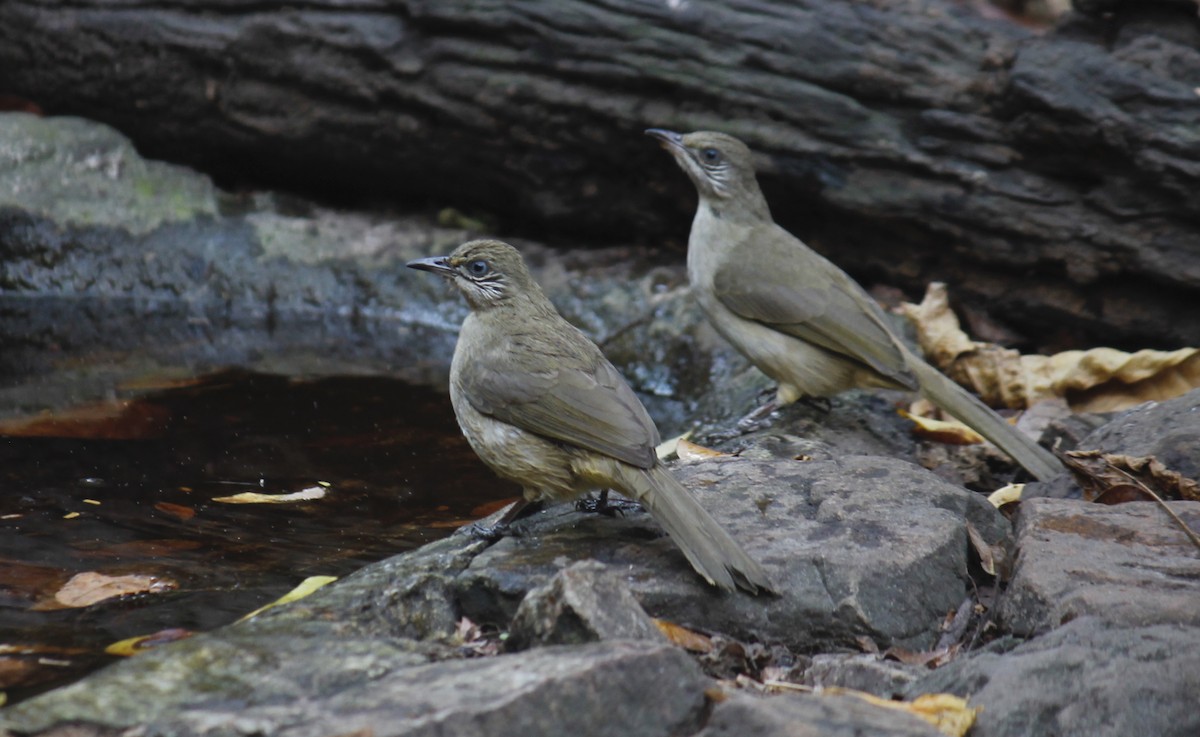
xmin=465 ymin=259 xmax=490 ymax=277
xmin=700 ymin=148 xmax=721 ymax=164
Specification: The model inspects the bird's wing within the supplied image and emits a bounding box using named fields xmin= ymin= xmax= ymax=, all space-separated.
xmin=460 ymin=322 xmax=660 ymax=469
xmin=712 ymin=224 xmax=917 ymax=389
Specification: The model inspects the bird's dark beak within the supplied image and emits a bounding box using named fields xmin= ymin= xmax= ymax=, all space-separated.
xmin=645 ymin=128 xmax=684 ymax=150
xmin=406 ymin=256 xmax=455 ymax=276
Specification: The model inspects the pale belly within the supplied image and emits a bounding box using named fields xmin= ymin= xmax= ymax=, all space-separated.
xmin=693 ymin=289 xmax=869 ymax=403
xmin=448 ymin=379 xmax=592 ymax=502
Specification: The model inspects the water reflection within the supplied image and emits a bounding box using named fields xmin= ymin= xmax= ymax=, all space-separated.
xmin=0 ymin=370 xmax=517 ymax=701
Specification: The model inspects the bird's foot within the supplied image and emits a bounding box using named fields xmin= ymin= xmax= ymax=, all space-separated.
xmin=469 ymin=498 xmax=541 ymax=541
xmin=575 ymin=489 xmax=643 ymax=517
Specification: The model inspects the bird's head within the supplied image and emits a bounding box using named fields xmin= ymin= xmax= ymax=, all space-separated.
xmin=646 ymin=129 xmax=769 ymax=220
xmin=407 ymin=239 xmax=541 ymax=311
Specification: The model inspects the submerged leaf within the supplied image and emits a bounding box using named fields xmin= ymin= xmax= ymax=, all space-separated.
xmin=212 ymin=486 xmax=326 ymax=504
xmin=38 ymin=572 xmax=176 ymax=610
xmin=106 ymin=628 xmax=194 ymax=657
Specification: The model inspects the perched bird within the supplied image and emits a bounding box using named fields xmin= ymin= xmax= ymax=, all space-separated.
xmin=647 ymin=129 xmax=1062 ymax=481
xmin=407 ymin=239 xmax=774 ymax=594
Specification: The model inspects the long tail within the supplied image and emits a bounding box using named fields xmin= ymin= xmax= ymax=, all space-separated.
xmin=609 ymin=462 xmax=775 ymax=595
xmin=909 ymin=355 xmax=1062 ymax=481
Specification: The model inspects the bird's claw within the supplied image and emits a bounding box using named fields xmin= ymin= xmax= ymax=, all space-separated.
xmin=575 ymin=494 xmax=643 ymax=517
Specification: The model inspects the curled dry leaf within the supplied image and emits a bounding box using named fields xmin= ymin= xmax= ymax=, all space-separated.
xmin=1063 ymin=450 xmax=1200 ymax=550
xmin=37 ymin=572 xmax=177 ymax=610
xmin=903 ymin=282 xmax=1200 ymax=412
xmin=965 ymin=521 xmax=1007 ymax=577
xmin=987 ymin=483 xmax=1024 ymax=508
xmin=1062 ymin=450 xmax=1200 ymax=503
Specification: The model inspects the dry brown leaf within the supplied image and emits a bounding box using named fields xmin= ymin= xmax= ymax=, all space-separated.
xmin=903 ymin=282 xmax=1200 ymax=412
xmin=1063 ymin=450 xmax=1200 ymax=503
xmin=965 ymin=521 xmax=1006 ymax=577
xmin=899 ymin=408 xmax=985 ymax=445
xmin=653 ymin=618 xmax=714 ymax=653
xmin=675 ymin=438 xmax=728 ymax=463
xmin=1063 ymin=450 xmax=1200 ymax=550
xmin=37 ymin=572 xmax=176 ymax=610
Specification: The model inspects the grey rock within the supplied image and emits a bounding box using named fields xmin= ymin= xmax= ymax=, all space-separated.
xmin=801 ymin=654 xmax=924 ymax=697
xmin=907 ymin=618 xmax=1200 ymax=737
xmin=698 ymin=691 xmax=942 ymax=737
xmin=456 ymin=455 xmax=1010 ymax=651
xmin=998 ymin=497 xmax=1200 ymax=635
xmin=245 ymin=532 xmax=487 ymax=641
xmin=507 ymin=560 xmax=666 ymax=651
xmin=0 ymin=113 xmax=217 ymax=234
xmin=1 ymin=640 xmax=707 ymax=737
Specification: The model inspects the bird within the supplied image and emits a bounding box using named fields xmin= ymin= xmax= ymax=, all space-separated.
xmin=407 ymin=239 xmax=775 ymax=594
xmin=646 ymin=128 xmax=1062 ymax=481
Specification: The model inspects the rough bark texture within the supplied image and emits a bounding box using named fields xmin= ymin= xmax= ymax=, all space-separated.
xmin=1 ymin=0 xmax=1199 ymax=348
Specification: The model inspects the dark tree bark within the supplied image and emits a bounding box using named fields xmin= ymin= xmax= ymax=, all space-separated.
xmin=1 ymin=0 xmax=1199 ymax=348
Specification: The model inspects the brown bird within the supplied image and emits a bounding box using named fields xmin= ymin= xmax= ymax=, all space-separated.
xmin=407 ymin=239 xmax=774 ymax=594
xmin=647 ymin=129 xmax=1062 ymax=481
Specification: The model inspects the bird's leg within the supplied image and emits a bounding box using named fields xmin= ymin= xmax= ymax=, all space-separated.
xmin=735 ymin=398 xmax=780 ymax=433
xmin=469 ymin=499 xmax=543 ymax=541
xmin=575 ymin=488 xmax=643 ymax=517
xmin=799 ymin=395 xmax=833 ymax=413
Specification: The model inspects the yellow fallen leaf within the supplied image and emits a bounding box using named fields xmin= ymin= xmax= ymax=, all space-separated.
xmin=903 ymin=282 xmax=1200 ymax=412
xmin=675 ymin=438 xmax=728 ymax=463
xmin=105 ymin=628 xmax=194 ymax=657
xmin=987 ymin=483 xmax=1024 ymax=508
xmin=826 ymin=688 xmax=979 ymax=737
xmin=212 ymin=486 xmax=326 ymax=504
xmin=62 ymin=512 xmax=80 ymax=519
xmin=758 ymin=683 xmax=979 ymax=737
xmin=898 ymin=408 xmax=985 ymax=445
xmin=237 ymin=575 xmax=338 ymax=622
xmin=38 ymin=572 xmax=176 ymax=610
